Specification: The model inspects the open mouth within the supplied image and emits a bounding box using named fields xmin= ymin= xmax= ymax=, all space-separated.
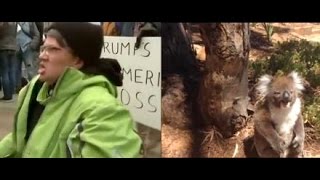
xmin=38 ymin=64 xmax=46 ymax=75
xmin=280 ymin=100 xmax=291 ymax=108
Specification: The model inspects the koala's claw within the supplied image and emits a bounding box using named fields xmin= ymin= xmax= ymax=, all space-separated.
xmin=292 ymin=136 xmax=301 ymax=145
xmin=292 ymin=141 xmax=299 ymax=149
xmin=291 ymin=137 xmax=303 ymax=153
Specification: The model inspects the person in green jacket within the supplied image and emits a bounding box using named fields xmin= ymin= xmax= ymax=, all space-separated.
xmin=0 ymin=22 xmax=143 ymax=158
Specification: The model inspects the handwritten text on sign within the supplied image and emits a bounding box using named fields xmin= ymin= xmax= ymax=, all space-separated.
xmin=101 ymin=36 xmax=161 ymax=130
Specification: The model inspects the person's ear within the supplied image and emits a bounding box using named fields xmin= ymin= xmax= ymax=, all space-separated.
xmin=73 ymin=57 xmax=84 ymax=69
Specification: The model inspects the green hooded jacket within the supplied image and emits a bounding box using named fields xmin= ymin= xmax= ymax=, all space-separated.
xmin=0 ymin=67 xmax=143 ymax=158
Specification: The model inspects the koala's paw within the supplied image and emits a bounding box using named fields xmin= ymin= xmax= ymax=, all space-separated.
xmin=272 ymin=139 xmax=287 ymax=155
xmin=291 ymin=136 xmax=304 ymax=153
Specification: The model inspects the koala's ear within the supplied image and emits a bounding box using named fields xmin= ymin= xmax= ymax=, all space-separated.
xmin=288 ymin=71 xmax=304 ymax=92
xmin=256 ymin=74 xmax=273 ymax=97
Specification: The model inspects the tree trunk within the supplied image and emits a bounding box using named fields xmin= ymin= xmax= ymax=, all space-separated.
xmin=197 ymin=23 xmax=250 ymax=138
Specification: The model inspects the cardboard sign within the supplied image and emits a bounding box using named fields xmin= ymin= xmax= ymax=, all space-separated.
xmin=101 ymin=36 xmax=161 ymax=130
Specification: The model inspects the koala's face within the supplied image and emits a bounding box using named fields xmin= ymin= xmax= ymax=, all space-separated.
xmin=257 ymin=71 xmax=304 ymax=109
xmin=268 ymin=76 xmax=297 ymax=109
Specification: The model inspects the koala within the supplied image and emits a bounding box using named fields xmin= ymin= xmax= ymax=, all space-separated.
xmin=253 ymin=71 xmax=305 ymax=158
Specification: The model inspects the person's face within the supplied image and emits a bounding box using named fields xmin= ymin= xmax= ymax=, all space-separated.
xmin=38 ymin=36 xmax=83 ymax=85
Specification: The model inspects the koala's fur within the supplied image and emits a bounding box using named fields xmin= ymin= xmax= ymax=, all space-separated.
xmin=253 ymin=71 xmax=305 ymax=158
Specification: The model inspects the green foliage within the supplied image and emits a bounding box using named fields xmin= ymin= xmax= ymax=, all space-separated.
xmin=251 ymin=39 xmax=320 ymax=88
xmin=262 ymin=23 xmax=275 ymax=43
xmin=303 ymin=96 xmax=320 ymax=129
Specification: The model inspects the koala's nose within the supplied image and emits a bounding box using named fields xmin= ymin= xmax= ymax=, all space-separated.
xmin=283 ymin=91 xmax=290 ymax=101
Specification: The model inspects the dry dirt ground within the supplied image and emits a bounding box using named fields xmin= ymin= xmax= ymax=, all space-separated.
xmin=162 ymin=119 xmax=320 ymax=158
xmin=162 ymin=23 xmax=320 ymax=158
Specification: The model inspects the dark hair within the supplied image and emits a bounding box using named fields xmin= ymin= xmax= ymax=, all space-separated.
xmin=83 ymin=58 xmax=123 ymax=87
xmin=46 ymin=22 xmax=123 ymax=86
xmin=81 ymin=58 xmax=123 ymax=86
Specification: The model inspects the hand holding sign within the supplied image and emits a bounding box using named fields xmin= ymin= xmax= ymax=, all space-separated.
xmin=135 ymin=23 xmax=160 ymax=49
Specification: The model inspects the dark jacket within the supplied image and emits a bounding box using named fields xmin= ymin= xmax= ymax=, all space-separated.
xmin=0 ymin=22 xmax=17 ymax=51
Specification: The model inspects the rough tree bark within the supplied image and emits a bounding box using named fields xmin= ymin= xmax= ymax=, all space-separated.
xmin=197 ymin=23 xmax=250 ymax=138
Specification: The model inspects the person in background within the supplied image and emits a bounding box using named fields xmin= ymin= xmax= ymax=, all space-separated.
xmin=16 ymin=22 xmax=41 ymax=92
xmin=0 ymin=22 xmax=18 ymax=102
